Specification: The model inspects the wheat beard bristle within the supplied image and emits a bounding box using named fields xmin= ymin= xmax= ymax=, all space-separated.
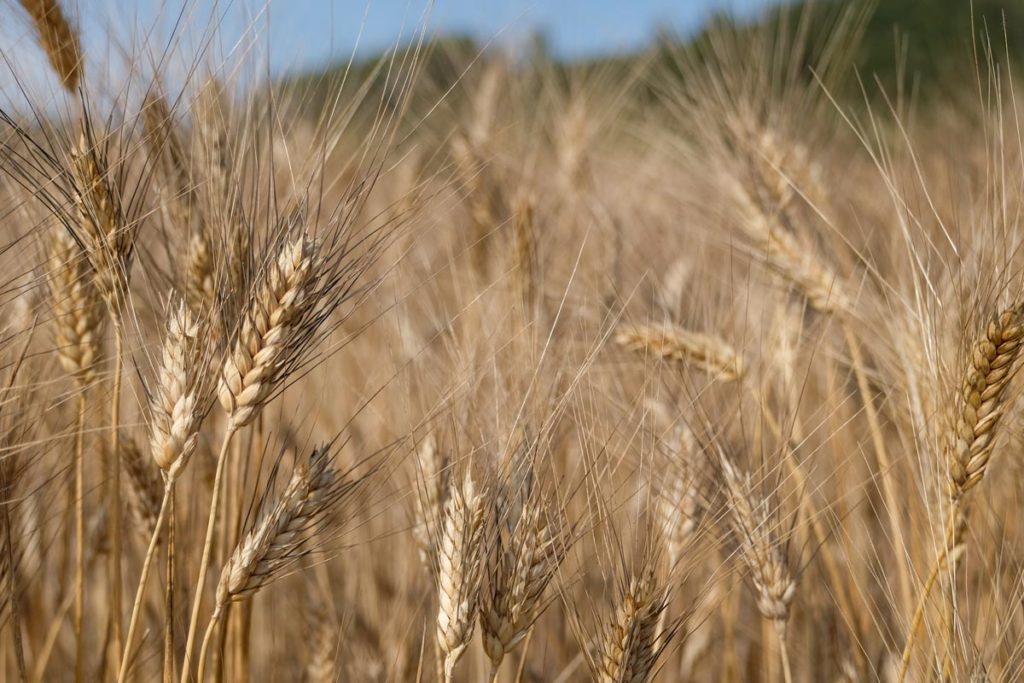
xmin=947 ymin=302 xmax=1024 ymax=498
xmin=218 ymin=234 xmax=318 ymax=429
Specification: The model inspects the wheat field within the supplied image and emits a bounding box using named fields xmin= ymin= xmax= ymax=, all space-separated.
xmin=0 ymin=0 xmax=1022 ymax=681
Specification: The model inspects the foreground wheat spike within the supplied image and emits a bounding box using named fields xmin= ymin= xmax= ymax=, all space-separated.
xmin=220 ymin=445 xmax=351 ymax=602
xmin=720 ymin=455 xmax=796 ymax=683
xmin=480 ymin=488 xmax=569 ymax=677
xmin=218 ymin=232 xmax=319 ymax=429
xmin=598 ymin=569 xmax=671 ymax=683
xmin=412 ymin=433 xmax=449 ymax=577
xmin=18 ymin=0 xmax=81 ymax=93
xmin=194 ymin=444 xmax=353 ymax=679
xmin=898 ymin=302 xmax=1024 ymax=682
xmin=615 ymin=322 xmax=745 ymax=381
xmin=946 ymin=303 xmax=1024 ymax=497
xmin=436 ymin=471 xmax=486 ymax=682
xmin=149 ymin=298 xmax=204 ymax=475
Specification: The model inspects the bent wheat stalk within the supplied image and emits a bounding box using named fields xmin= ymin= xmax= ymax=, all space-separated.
xmin=181 ymin=232 xmax=321 ymax=682
xmin=897 ymin=303 xmax=1024 ymax=682
xmin=119 ymin=299 xmax=208 ymax=682
xmin=195 ymin=444 xmax=352 ymax=681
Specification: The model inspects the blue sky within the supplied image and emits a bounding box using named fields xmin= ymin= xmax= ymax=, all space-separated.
xmin=1 ymin=0 xmax=781 ymax=99
xmin=101 ymin=0 xmax=782 ymax=75
xmin=265 ymin=0 xmax=779 ymax=64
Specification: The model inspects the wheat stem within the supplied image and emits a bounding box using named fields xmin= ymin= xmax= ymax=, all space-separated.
xmin=842 ymin=321 xmax=913 ymax=620
xmin=163 ymin=489 xmax=175 ymax=683
xmin=776 ymin=622 xmax=793 ymax=683
xmin=196 ymin=607 xmax=224 ymax=683
xmin=180 ymin=427 xmax=237 ymax=683
xmin=108 ymin=316 xmax=124 ymax=668
xmin=896 ymin=507 xmax=959 ymax=683
xmin=117 ymin=478 xmax=174 ymax=683
xmin=73 ymin=392 xmax=86 ymax=683
xmin=31 ymin=579 xmax=76 ymax=682
xmin=2 ymin=469 xmax=26 ymax=682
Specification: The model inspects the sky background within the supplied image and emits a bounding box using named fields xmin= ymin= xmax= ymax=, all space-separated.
xmin=258 ymin=0 xmax=783 ymax=68
xmin=1 ymin=0 xmax=783 ymax=100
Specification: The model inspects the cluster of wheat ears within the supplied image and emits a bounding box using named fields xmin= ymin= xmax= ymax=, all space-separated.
xmin=2 ymin=0 xmax=1024 ymax=681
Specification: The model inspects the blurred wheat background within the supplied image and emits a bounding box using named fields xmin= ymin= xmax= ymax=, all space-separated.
xmin=0 ymin=0 xmax=1023 ymax=681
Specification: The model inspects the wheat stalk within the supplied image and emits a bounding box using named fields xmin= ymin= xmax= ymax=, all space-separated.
xmin=196 ymin=445 xmax=353 ymax=680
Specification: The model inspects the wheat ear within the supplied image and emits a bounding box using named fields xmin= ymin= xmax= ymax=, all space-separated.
xmin=18 ymin=0 xmax=82 ymax=93
xmin=481 ymin=490 xmax=568 ymax=679
xmin=615 ymin=322 xmax=745 ymax=381
xmin=412 ymin=433 xmax=449 ymax=578
xmin=598 ymin=569 xmax=671 ymax=683
xmin=436 ymin=471 xmax=485 ymax=682
xmin=720 ymin=456 xmax=796 ymax=683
